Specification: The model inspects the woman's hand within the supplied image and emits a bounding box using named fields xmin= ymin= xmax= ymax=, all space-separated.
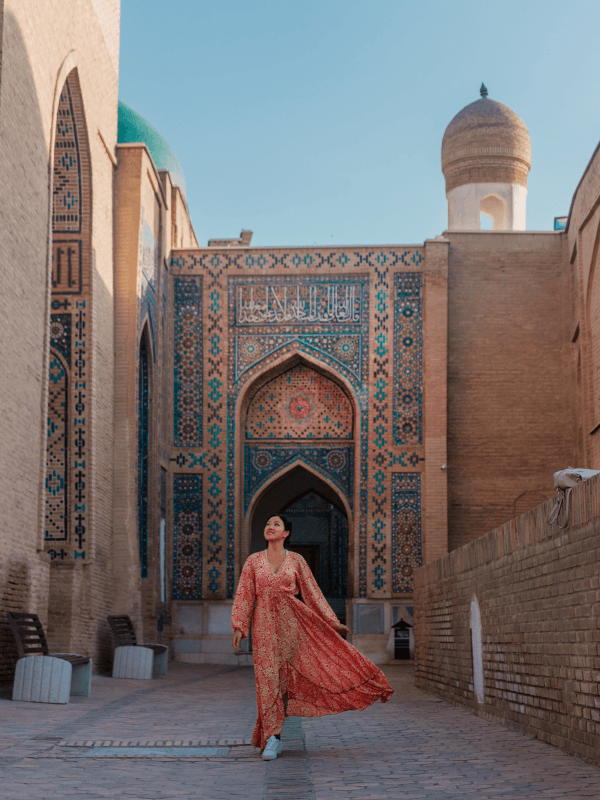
xmin=338 ymin=624 xmax=350 ymax=637
xmin=232 ymin=629 xmax=244 ymax=652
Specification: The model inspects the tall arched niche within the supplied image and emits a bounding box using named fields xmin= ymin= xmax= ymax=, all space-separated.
xmin=234 ymin=352 xmax=360 ymax=590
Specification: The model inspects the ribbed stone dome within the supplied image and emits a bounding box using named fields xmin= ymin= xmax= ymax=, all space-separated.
xmin=441 ymin=95 xmax=531 ymax=193
xmin=118 ymin=101 xmax=187 ymax=198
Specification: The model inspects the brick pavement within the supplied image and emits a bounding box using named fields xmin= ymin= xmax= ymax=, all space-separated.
xmin=1 ymin=663 xmax=600 ymax=799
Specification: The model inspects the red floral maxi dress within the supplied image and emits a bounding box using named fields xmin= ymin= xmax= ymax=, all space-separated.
xmin=231 ymin=550 xmax=393 ymax=749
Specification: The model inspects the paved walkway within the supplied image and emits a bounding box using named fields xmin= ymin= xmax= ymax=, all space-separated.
xmin=1 ymin=663 xmax=599 ymax=799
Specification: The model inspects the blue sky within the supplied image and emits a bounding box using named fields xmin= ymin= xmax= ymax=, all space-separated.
xmin=119 ymin=0 xmax=600 ymax=246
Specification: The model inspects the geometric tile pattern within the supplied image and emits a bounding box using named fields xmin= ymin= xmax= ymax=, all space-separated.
xmin=206 ymin=262 xmax=226 ymax=597
xmin=172 ymin=474 xmax=203 ymax=599
xmin=173 ymin=248 xmax=423 ymax=274
xmin=45 ymin=71 xmax=91 ymax=562
xmin=244 ymin=443 xmax=354 ymax=512
xmin=391 ymin=473 xmax=422 ymax=593
xmin=369 ymin=260 xmax=391 ymax=594
xmin=394 ymin=273 xmax=423 ymax=445
xmin=46 ymin=345 xmax=69 ymax=542
xmin=246 ymin=364 xmax=353 ymax=440
xmin=173 ymin=276 xmax=202 ymax=447
xmin=234 ymin=332 xmax=363 ymax=385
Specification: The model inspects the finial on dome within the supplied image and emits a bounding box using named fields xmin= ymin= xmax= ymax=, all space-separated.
xmin=480 ymin=83 xmax=488 ymax=98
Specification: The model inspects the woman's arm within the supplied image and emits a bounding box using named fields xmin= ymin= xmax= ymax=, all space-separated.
xmin=231 ymin=557 xmax=256 ymax=643
xmin=296 ymin=555 xmax=345 ymax=631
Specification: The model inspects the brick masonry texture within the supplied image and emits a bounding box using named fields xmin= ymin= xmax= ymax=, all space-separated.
xmin=446 ymin=231 xmax=573 ymax=551
xmin=0 ymin=0 xmax=119 ymax=676
xmin=442 ymin=98 xmax=531 ymax=192
xmin=414 ymin=473 xmax=600 ymax=767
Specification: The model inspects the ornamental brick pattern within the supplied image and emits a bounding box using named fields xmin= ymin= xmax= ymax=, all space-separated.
xmin=442 ymin=97 xmax=531 ymax=192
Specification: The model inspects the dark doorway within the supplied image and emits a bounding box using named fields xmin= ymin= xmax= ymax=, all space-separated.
xmin=250 ymin=466 xmax=348 ymax=623
xmin=288 ymin=544 xmax=320 ymax=584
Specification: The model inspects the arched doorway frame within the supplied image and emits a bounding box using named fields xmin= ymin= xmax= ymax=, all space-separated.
xmin=233 ymin=349 xmax=361 ymax=596
xmin=245 ymin=459 xmax=353 ymax=551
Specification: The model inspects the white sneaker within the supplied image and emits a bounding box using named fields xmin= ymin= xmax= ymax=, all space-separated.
xmin=262 ymin=735 xmax=283 ymax=761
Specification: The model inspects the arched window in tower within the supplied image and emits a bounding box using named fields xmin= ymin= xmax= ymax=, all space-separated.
xmin=45 ymin=69 xmax=91 ymax=562
xmin=479 ymin=193 xmax=508 ymax=230
xmin=138 ymin=332 xmax=150 ymax=578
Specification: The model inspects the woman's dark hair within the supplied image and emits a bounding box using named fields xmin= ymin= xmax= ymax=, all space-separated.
xmin=266 ymin=513 xmax=292 ymax=542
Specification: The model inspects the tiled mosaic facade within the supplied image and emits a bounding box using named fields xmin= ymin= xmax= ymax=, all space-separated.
xmin=45 ymin=71 xmax=92 ymax=562
xmin=169 ymin=247 xmax=424 ymax=600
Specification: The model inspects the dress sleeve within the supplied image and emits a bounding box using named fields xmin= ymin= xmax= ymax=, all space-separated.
xmin=296 ymin=555 xmax=340 ymax=630
xmin=231 ymin=557 xmax=256 ymax=638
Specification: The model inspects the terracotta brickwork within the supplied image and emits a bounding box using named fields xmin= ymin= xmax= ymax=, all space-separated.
xmin=113 ymin=144 xmax=173 ymax=647
xmin=446 ymin=231 xmax=573 ymax=551
xmin=414 ymin=475 xmax=600 ymax=766
xmin=0 ymin=0 xmax=119 ymax=675
xmin=442 ymin=97 xmax=531 ymax=192
xmin=565 ymin=144 xmax=600 ymax=470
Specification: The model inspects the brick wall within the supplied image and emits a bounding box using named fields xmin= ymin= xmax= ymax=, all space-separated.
xmin=564 ymin=145 xmax=600 ymax=470
xmin=0 ymin=0 xmax=119 ymax=678
xmin=414 ymin=473 xmax=600 ymax=765
xmin=447 ymin=231 xmax=574 ymax=551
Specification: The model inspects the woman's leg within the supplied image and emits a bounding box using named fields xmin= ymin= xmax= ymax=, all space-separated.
xmin=274 ymin=692 xmax=288 ymax=740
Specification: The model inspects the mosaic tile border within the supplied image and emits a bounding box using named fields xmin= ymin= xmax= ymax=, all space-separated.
xmin=394 ymin=273 xmax=423 ymax=446
xmin=244 ymin=443 xmax=354 ymax=513
xmin=391 ymin=473 xmax=422 ymax=594
xmin=173 ymin=474 xmax=203 ymax=600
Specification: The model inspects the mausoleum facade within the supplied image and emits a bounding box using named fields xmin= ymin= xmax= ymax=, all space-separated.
xmin=0 ymin=0 xmax=592 ymax=677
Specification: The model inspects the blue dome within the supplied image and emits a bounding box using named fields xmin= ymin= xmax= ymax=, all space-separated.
xmin=118 ymin=101 xmax=186 ymax=198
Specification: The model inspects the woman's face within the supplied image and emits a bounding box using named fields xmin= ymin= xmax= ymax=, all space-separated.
xmin=264 ymin=515 xmax=289 ymax=544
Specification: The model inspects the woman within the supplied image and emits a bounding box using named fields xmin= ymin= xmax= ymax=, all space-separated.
xmin=231 ymin=513 xmax=393 ymax=761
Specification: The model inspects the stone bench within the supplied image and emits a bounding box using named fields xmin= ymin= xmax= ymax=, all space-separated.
xmin=108 ymin=615 xmax=168 ymax=679
xmin=7 ymin=612 xmax=92 ymax=704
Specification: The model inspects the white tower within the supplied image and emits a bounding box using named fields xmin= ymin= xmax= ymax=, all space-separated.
xmin=442 ymin=84 xmax=531 ymax=231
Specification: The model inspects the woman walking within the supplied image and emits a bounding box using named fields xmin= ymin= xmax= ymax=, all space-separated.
xmin=231 ymin=513 xmax=393 ymax=761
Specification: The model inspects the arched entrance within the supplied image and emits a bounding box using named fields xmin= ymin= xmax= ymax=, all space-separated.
xmin=238 ymin=356 xmax=358 ymax=614
xmin=250 ymin=465 xmax=349 ymax=624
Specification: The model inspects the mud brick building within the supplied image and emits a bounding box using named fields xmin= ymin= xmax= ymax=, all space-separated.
xmin=1 ymin=4 xmax=599 ymax=754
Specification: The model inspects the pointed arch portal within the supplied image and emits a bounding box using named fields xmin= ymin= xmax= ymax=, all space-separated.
xmin=239 ymin=355 xmax=357 ymax=619
xmin=250 ymin=465 xmax=348 ymax=623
